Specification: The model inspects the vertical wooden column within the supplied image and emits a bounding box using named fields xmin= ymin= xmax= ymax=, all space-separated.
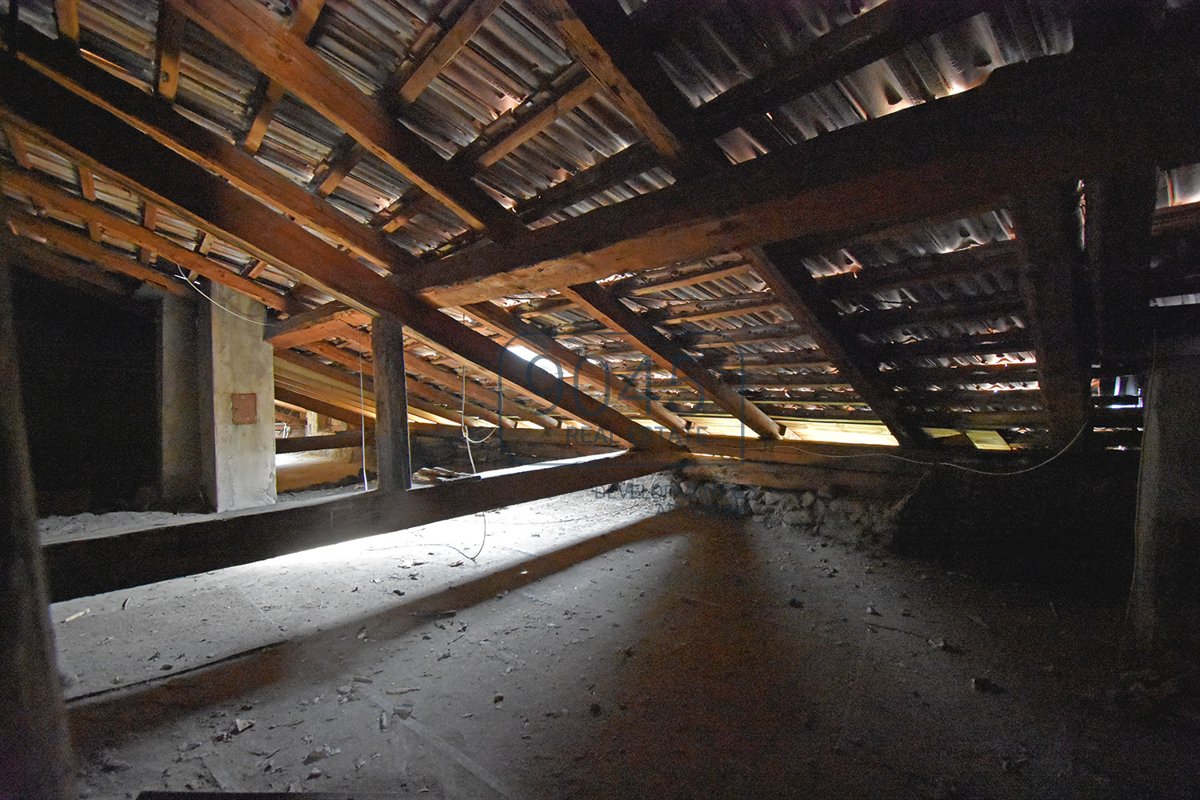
xmin=1129 ymin=341 xmax=1200 ymax=655
xmin=373 ymin=315 xmax=411 ymax=493
xmin=0 ymin=261 xmax=74 ymax=800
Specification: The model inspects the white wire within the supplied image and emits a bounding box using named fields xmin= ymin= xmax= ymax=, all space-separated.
xmin=175 ymin=267 xmax=271 ymax=326
xmin=768 ymin=416 xmax=1090 ymax=476
xmin=357 ymin=351 xmax=368 ymax=492
xmin=460 ymin=367 xmax=498 ymax=461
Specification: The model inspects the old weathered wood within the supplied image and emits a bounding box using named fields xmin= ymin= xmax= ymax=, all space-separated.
xmin=276 ymin=429 xmax=365 ymax=454
xmin=818 ymin=240 xmax=1023 ymax=298
xmin=154 ymin=0 xmax=186 ymax=101
xmin=746 ymin=247 xmax=924 ymax=446
xmin=373 ymin=316 xmax=412 ymax=492
xmin=396 ymin=0 xmax=505 ymax=105
xmin=167 ymin=0 xmax=523 ymax=238
xmin=242 ymin=0 xmax=326 ymax=154
xmin=410 ymin=46 xmax=1200 ymax=306
xmin=475 ymin=72 xmax=600 ymax=168
xmin=42 ymin=450 xmax=685 ymax=602
xmin=1010 ymin=185 xmax=1092 ymax=445
xmin=10 ymin=33 xmax=417 ymax=272
xmin=0 ymin=258 xmax=74 ymax=800
xmin=0 ymin=64 xmax=677 ymax=452
xmin=563 ymin=282 xmax=784 ymax=440
xmin=513 ymin=141 xmax=658 ymax=224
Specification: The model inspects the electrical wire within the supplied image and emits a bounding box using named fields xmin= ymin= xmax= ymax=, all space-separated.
xmin=175 ymin=267 xmax=271 ymax=326
xmin=460 ymin=367 xmax=497 ymax=474
xmin=357 ymin=350 xmax=368 ymax=492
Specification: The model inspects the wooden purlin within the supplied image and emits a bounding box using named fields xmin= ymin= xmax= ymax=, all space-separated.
xmin=0 ymin=62 xmax=679 ymax=453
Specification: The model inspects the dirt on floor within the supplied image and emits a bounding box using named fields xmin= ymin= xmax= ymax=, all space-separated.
xmin=51 ymin=486 xmax=1200 ymax=800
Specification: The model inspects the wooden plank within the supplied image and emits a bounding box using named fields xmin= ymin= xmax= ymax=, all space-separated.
xmin=562 ymin=282 xmax=784 ymax=440
xmin=838 ymin=294 xmax=1025 ymax=335
xmin=396 ymin=0 xmax=506 ymax=105
xmin=6 ymin=210 xmax=185 ymax=296
xmin=659 ymin=293 xmax=779 ymax=325
xmin=372 ymin=316 xmax=411 ymax=491
xmin=746 ymin=246 xmax=924 ymax=446
xmin=618 ymin=261 xmax=754 ymax=296
xmin=242 ymin=0 xmax=326 ymax=154
xmin=167 ymin=0 xmax=523 ymax=238
xmin=42 ymin=450 xmax=685 ymax=601
xmin=138 ymin=202 xmax=158 ymax=264
xmin=75 ymin=165 xmax=101 ymax=241
xmin=475 ymin=73 xmax=600 ymax=168
xmin=54 ymin=0 xmax=80 ymax=42
xmin=10 ymin=237 xmax=132 ymax=296
xmin=276 ymin=429 xmax=364 ymax=453
xmin=513 ymin=141 xmax=658 ymax=224
xmin=0 ymin=56 xmax=689 ymax=453
xmin=0 ymin=167 xmax=287 ymax=310
xmin=274 ymin=386 xmax=371 ymax=429
xmin=1010 ymin=184 xmax=1091 ymax=445
xmin=266 ymin=303 xmax=362 ymax=348
xmin=10 ymin=32 xmax=416 ymax=272
xmin=407 ymin=46 xmax=1200 ymax=306
xmin=2 ymin=122 xmax=32 ymax=169
xmin=311 ymin=141 xmax=364 ymax=198
xmin=154 ymin=0 xmax=186 ymax=102
xmin=818 ymin=240 xmax=1023 ymax=298
xmin=1085 ymin=171 xmax=1158 ymax=360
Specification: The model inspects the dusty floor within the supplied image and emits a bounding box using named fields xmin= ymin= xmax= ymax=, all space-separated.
xmin=52 ymin=487 xmax=1199 ymax=800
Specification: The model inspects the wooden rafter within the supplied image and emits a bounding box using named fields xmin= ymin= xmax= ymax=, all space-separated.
xmin=53 ymin=0 xmax=79 ymax=42
xmin=9 ymin=33 xmax=418 ymax=273
xmin=75 ymin=164 xmax=101 ymax=241
xmin=746 ymin=246 xmax=925 ymax=446
xmin=154 ymin=0 xmax=187 ymax=102
xmin=408 ymin=44 xmax=1200 ymax=307
xmin=8 ymin=235 xmax=132 ymax=296
xmin=513 ymin=141 xmax=658 ymax=224
xmin=242 ymin=0 xmax=326 ymax=154
xmin=561 ymin=281 xmax=785 ymax=440
xmin=818 ymin=240 xmax=1023 ymax=298
xmin=0 ymin=65 xmax=677 ymax=452
xmin=165 ymin=0 xmax=523 ymax=238
xmin=474 ymin=72 xmax=600 ymax=168
xmin=1010 ymin=184 xmax=1092 ymax=444
xmin=394 ymin=0 xmax=506 ymax=106
xmin=0 ymin=166 xmax=289 ymax=310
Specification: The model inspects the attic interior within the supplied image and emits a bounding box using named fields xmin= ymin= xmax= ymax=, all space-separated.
xmin=2 ymin=0 xmax=1200 ymax=798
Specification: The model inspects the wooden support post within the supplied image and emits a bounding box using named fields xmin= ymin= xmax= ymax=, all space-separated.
xmin=0 ymin=259 xmax=74 ymax=800
xmin=372 ymin=315 xmax=411 ymax=493
xmin=1129 ymin=336 xmax=1200 ymax=655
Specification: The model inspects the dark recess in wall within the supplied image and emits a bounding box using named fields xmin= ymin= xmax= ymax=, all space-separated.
xmin=12 ymin=269 xmax=160 ymax=515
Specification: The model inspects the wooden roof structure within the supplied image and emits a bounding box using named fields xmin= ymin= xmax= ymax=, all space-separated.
xmin=3 ymin=0 xmax=1198 ymax=454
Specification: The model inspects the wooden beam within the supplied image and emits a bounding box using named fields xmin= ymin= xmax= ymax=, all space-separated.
xmin=42 ymin=450 xmax=684 ymax=602
xmin=266 ymin=303 xmax=363 ymax=348
xmin=53 ymin=0 xmax=79 ymax=42
xmin=1 ymin=122 xmax=32 ymax=169
xmin=475 ymin=72 xmax=600 ymax=168
xmin=154 ymin=0 xmax=186 ymax=102
xmin=746 ymin=246 xmax=925 ymax=446
xmin=311 ymin=141 xmax=364 ymax=198
xmin=818 ymin=240 xmax=1023 ymax=298
xmin=562 ymin=281 xmax=784 ymax=440
xmin=6 ymin=210 xmax=185 ymax=296
xmin=513 ymin=141 xmax=658 ymax=224
xmin=407 ymin=45 xmax=1200 ymax=306
xmin=138 ymin=201 xmax=158 ymax=264
xmin=1085 ymin=171 xmax=1158 ymax=361
xmin=75 ymin=165 xmax=101 ymax=241
xmin=0 ymin=167 xmax=287 ymax=310
xmin=274 ymin=385 xmax=371 ymax=429
xmin=0 ymin=53 xmax=733 ymax=451
xmin=276 ymin=429 xmax=364 ymax=453
xmin=402 ymin=348 xmax=558 ymax=430
xmin=1010 ymin=184 xmax=1091 ymax=445
xmin=839 ymin=294 xmax=1025 ymax=335
xmin=532 ymin=0 xmax=697 ymax=169
xmin=372 ymin=316 xmax=411 ymax=491
xmin=395 ymin=0 xmax=506 ymax=105
xmin=617 ymin=260 xmax=754 ymax=296
xmin=658 ymin=293 xmax=780 ymax=325
xmin=9 ymin=237 xmax=132 ymax=296
xmin=242 ymin=0 xmax=325 ymax=154
xmin=9 ymin=31 xmax=417 ymax=272
xmin=167 ymin=0 xmax=524 ymax=238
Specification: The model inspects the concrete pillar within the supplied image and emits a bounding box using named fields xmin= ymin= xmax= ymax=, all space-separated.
xmin=373 ymin=316 xmax=411 ymax=493
xmin=198 ymin=284 xmax=276 ymax=512
xmin=0 ymin=263 xmax=73 ymax=800
xmin=159 ymin=294 xmax=203 ymax=509
xmin=1129 ymin=343 xmax=1200 ymax=655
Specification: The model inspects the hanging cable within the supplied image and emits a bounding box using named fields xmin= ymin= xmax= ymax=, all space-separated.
xmin=357 ymin=350 xmax=368 ymax=492
xmin=460 ymin=367 xmax=497 ymax=474
xmin=175 ymin=267 xmax=271 ymax=326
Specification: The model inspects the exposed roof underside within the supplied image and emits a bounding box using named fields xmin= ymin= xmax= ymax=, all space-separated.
xmin=2 ymin=0 xmax=1197 ymax=452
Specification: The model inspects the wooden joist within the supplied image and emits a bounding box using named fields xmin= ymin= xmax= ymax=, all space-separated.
xmin=266 ymin=302 xmax=364 ymax=349
xmin=474 ymin=72 xmax=600 ymax=168
xmin=747 ymin=246 xmax=924 ymax=446
xmin=513 ymin=141 xmax=658 ymax=224
xmin=395 ymin=0 xmax=506 ymax=105
xmin=0 ymin=166 xmax=288 ymax=310
xmin=817 ymin=240 xmax=1023 ymax=298
xmin=562 ymin=281 xmax=785 ymax=440
xmin=274 ymin=385 xmax=370 ymax=429
xmin=165 ymin=0 xmax=523 ymax=238
xmin=242 ymin=0 xmax=326 ymax=154
xmin=1010 ymin=184 xmax=1092 ymax=445
xmin=154 ymin=0 xmax=186 ymax=102
xmin=409 ymin=45 xmax=1200 ymax=306
xmin=8 ymin=236 xmax=132 ymax=296
xmin=839 ymin=294 xmax=1025 ymax=335
xmin=53 ymin=0 xmax=80 ymax=42
xmin=9 ymin=32 xmax=418 ymax=273
xmin=0 ymin=66 xmax=679 ymax=451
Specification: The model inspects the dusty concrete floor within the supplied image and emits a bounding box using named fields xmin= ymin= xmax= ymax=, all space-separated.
xmin=52 ymin=488 xmax=1199 ymax=799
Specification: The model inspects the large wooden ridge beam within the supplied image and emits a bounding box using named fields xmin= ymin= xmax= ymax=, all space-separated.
xmin=0 ymin=55 xmax=679 ymax=453
xmin=165 ymin=0 xmax=524 ymax=239
xmin=1010 ymin=185 xmax=1092 ymax=445
xmin=409 ymin=43 xmax=1200 ymax=307
xmin=561 ymin=282 xmax=785 ymax=441
xmin=745 ymin=247 xmax=925 ymax=446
